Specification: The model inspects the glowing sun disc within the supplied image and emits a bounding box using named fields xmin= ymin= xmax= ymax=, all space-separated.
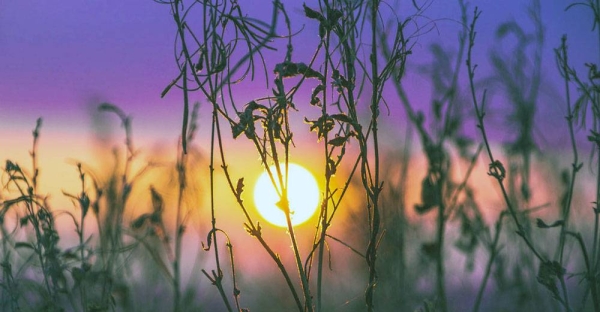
xmin=253 ymin=163 xmax=320 ymax=227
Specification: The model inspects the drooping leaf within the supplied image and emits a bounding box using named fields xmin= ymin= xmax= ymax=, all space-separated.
xmin=319 ymin=23 xmax=326 ymax=39
xmin=303 ymin=4 xmax=324 ymax=22
xmin=79 ymin=193 xmax=90 ymax=218
xmin=150 ymin=186 xmax=164 ymax=214
xmin=328 ymin=135 xmax=349 ymax=147
xmin=274 ymin=61 xmax=323 ymax=80
xmin=232 ymin=101 xmax=265 ymax=139
xmin=330 ymin=113 xmax=352 ymax=124
xmin=588 ymin=130 xmax=600 ymax=145
xmin=327 ymin=8 xmax=343 ymax=26
xmin=332 ymin=69 xmax=353 ymax=92
xmin=536 ymin=218 xmax=564 ymax=229
xmin=310 ymin=84 xmax=325 ymax=107
xmin=305 ymin=115 xmax=335 ymax=141
xmin=236 ymin=178 xmax=245 ymax=197
xmin=5 ymin=160 xmax=20 ymax=172
xmin=537 ymin=261 xmax=565 ymax=300
xmin=15 ymin=242 xmax=35 ymax=250
xmin=326 ymin=158 xmax=336 ymax=178
xmin=415 ymin=174 xmax=441 ymax=214
xmin=131 ymin=214 xmax=151 ymax=230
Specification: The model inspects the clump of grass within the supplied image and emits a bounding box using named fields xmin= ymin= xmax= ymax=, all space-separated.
xmin=2 ymin=119 xmax=69 ymax=310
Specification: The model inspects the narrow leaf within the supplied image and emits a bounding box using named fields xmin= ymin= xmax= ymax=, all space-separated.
xmin=536 ymin=218 xmax=564 ymax=229
xmin=303 ymin=4 xmax=324 ymax=21
xmin=15 ymin=242 xmax=35 ymax=250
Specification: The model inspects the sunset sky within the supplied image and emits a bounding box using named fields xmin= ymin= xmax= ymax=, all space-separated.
xmin=0 ymin=0 xmax=596 ymax=205
xmin=1 ymin=2 xmax=599 ymax=310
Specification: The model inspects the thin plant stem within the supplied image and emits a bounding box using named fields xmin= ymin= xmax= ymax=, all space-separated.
xmin=316 ymin=19 xmax=331 ymax=312
xmin=466 ymin=7 xmax=545 ymax=263
xmin=267 ymin=116 xmax=313 ymax=311
xmin=365 ymin=1 xmax=382 ymax=310
xmin=172 ymin=63 xmax=187 ymax=312
xmin=566 ymin=231 xmax=600 ymax=311
xmin=309 ymin=2 xmax=348 ymax=309
xmin=472 ymin=212 xmax=506 ymax=312
xmin=213 ymin=108 xmax=304 ymax=311
xmin=555 ymin=36 xmax=581 ymax=265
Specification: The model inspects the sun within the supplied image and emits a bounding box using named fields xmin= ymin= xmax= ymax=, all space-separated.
xmin=253 ymin=163 xmax=320 ymax=227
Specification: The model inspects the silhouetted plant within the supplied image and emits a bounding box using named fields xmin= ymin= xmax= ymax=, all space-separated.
xmin=4 ymin=0 xmax=600 ymax=311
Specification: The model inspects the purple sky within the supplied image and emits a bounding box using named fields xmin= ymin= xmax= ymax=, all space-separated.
xmin=0 ymin=1 xmax=177 ymax=137
xmin=0 ymin=0 xmax=596 ymax=154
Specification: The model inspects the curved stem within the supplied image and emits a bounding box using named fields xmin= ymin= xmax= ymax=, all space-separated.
xmin=466 ymin=7 xmax=544 ymax=264
xmin=472 ymin=213 xmax=505 ymax=312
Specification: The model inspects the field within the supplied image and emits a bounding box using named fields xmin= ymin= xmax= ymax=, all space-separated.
xmin=1 ymin=0 xmax=600 ymax=311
